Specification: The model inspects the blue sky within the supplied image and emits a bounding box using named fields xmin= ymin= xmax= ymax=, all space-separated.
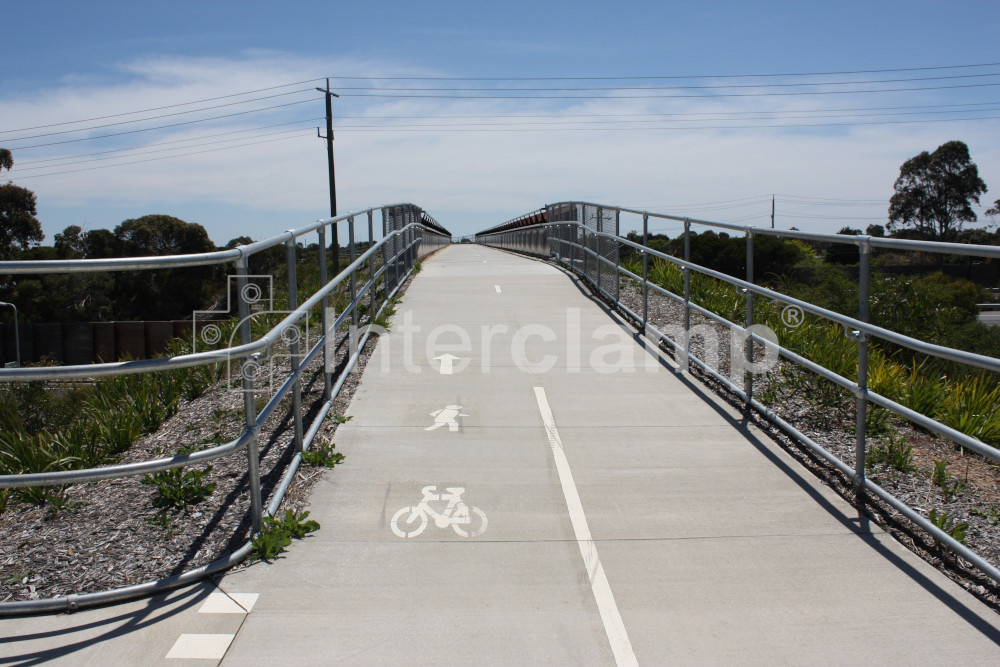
xmin=3 ymin=1 xmax=999 ymax=244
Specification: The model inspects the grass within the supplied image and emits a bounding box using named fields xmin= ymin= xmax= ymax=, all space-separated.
xmin=0 ymin=332 xmax=226 ymax=515
xmin=626 ymin=255 xmax=1000 ymax=450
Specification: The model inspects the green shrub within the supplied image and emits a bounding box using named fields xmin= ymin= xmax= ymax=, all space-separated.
xmin=142 ymin=465 xmax=216 ymax=510
xmin=868 ymin=433 xmax=914 ymax=473
xmin=44 ymin=490 xmax=84 ymax=519
xmin=302 ymin=441 xmax=345 ymax=468
xmin=251 ymin=521 xmax=291 ymax=561
xmin=928 ymin=509 xmax=968 ymax=545
xmin=251 ymin=509 xmax=320 ymax=562
xmin=931 ymin=459 xmax=966 ymax=500
xmin=938 ymin=375 xmax=1000 ymax=446
xmin=970 ymin=505 xmax=1000 ymax=526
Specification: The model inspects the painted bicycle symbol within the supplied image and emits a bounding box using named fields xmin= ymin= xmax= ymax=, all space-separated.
xmin=390 ymin=485 xmax=488 ymax=538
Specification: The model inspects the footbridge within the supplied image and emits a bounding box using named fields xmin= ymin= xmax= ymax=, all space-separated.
xmin=2 ymin=202 xmax=1000 ymax=664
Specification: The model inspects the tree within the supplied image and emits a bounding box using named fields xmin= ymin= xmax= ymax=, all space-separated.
xmin=115 ymin=214 xmax=215 ymax=256
xmin=888 ymin=140 xmax=987 ymax=241
xmin=225 ymin=235 xmax=254 ymax=249
xmin=0 ymin=149 xmax=12 ymax=172
xmin=54 ymin=225 xmax=85 ymax=258
xmin=0 ymin=182 xmax=44 ymax=259
xmin=111 ymin=214 xmax=220 ymax=320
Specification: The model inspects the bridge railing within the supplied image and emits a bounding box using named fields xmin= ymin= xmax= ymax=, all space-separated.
xmin=0 ymin=203 xmax=449 ymax=615
xmin=476 ymin=201 xmax=1000 ymax=585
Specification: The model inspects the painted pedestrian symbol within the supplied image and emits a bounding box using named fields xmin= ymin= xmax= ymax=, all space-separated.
xmin=425 ymin=405 xmax=469 ymax=432
xmin=391 ymin=485 xmax=488 ymax=538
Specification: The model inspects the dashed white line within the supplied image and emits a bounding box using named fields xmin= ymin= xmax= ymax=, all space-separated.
xmin=198 ymin=592 xmax=259 ymax=614
xmin=494 ymin=284 xmax=502 ymax=294
xmin=532 ymin=386 xmax=638 ymax=667
xmin=166 ymin=634 xmax=235 ymax=660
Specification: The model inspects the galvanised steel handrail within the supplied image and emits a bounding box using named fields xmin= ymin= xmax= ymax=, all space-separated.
xmin=0 ymin=204 xmax=450 ymax=615
xmin=475 ymin=201 xmax=1000 ymax=587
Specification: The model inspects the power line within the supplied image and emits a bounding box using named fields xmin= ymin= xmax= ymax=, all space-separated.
xmin=0 ymin=78 xmax=324 ymax=134
xmin=326 ymin=61 xmax=1000 ymax=81
xmin=324 ymin=114 xmax=1000 ymax=131
xmin=331 ymin=101 xmax=1000 ymax=120
xmin=13 ymin=118 xmax=324 ymax=165
xmin=0 ymin=88 xmax=318 ymax=141
xmin=303 ymin=107 xmax=1000 ymax=129
xmin=779 ymin=213 xmax=888 ymax=220
xmin=327 ymin=71 xmax=1000 ymax=92
xmin=338 ymin=81 xmax=1000 ymax=99
xmin=6 ymin=97 xmax=320 ymax=150
xmin=10 ymin=127 xmax=313 ymax=173
xmin=10 ymin=132 xmax=313 ymax=180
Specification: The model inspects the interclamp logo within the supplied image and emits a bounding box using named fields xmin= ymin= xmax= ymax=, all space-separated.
xmin=367 ymin=307 xmax=781 ymax=382
xmin=192 ymin=274 xmax=275 ymax=355
xmin=196 ymin=278 xmax=783 ymax=394
xmin=191 ymin=274 xmax=317 ymax=394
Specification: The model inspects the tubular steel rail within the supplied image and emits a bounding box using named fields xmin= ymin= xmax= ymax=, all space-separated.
xmin=0 ymin=203 xmax=450 ymax=615
xmin=476 ymin=200 xmax=1000 ymax=586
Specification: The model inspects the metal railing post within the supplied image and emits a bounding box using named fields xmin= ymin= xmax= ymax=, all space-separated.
xmin=349 ymin=215 xmax=358 ymax=331
xmin=235 ymin=258 xmax=263 ymax=532
xmin=642 ymin=214 xmax=649 ymax=331
xmin=285 ymin=239 xmax=305 ymax=455
xmin=613 ymin=210 xmax=620 ymax=303
xmin=596 ymin=206 xmax=604 ymax=297
xmin=368 ymin=210 xmax=376 ymax=319
xmin=683 ymin=219 xmax=692 ymax=368
xmin=331 ymin=219 xmax=340 ymax=280
xmin=318 ymin=226 xmax=331 ymax=401
xmin=393 ymin=226 xmax=401 ymax=290
xmin=744 ymin=229 xmax=755 ymax=408
xmin=855 ymin=238 xmax=871 ymax=510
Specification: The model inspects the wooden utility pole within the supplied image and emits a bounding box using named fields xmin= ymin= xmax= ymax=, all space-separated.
xmin=316 ymin=79 xmax=340 ymax=273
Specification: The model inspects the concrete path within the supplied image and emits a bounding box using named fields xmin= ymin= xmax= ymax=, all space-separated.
xmin=3 ymin=243 xmax=999 ymax=664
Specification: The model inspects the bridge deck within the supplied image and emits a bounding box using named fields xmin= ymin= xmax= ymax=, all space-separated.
xmin=4 ymin=244 xmax=999 ymax=664
xmin=220 ymin=244 xmax=999 ymax=663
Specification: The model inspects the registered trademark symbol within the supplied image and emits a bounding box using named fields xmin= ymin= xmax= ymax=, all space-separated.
xmin=781 ymin=305 xmax=804 ymax=328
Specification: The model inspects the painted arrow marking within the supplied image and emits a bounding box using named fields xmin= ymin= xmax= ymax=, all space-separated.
xmin=434 ymin=353 xmax=462 ymax=375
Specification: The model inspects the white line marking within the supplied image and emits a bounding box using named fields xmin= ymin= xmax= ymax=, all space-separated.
xmin=494 ymin=284 xmax=502 ymax=294
xmin=532 ymin=387 xmax=638 ymax=666
xmin=198 ymin=592 xmax=259 ymax=614
xmin=166 ymin=634 xmax=235 ymax=659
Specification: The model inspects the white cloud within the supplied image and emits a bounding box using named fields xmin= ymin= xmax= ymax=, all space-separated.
xmin=2 ymin=52 xmax=998 ymax=244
